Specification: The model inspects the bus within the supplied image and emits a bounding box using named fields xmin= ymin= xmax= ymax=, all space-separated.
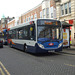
xmin=7 ymin=19 xmax=63 ymax=53
xmin=0 ymin=29 xmax=8 ymax=45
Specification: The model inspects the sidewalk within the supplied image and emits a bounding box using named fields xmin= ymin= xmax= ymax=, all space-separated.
xmin=62 ymin=46 xmax=75 ymax=55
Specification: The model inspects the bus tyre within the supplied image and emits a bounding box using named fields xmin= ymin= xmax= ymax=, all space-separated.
xmin=24 ymin=45 xmax=27 ymax=52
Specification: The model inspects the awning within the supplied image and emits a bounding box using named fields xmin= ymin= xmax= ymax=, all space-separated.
xmin=62 ymin=21 xmax=73 ymax=28
xmin=3 ymin=29 xmax=7 ymax=32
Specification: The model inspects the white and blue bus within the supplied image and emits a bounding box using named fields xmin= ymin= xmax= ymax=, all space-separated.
xmin=8 ymin=19 xmax=63 ymax=53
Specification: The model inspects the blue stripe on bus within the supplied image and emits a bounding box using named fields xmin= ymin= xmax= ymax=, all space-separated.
xmin=11 ymin=43 xmax=62 ymax=53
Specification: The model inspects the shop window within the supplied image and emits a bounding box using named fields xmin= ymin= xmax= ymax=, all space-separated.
xmin=74 ymin=33 xmax=75 ymax=39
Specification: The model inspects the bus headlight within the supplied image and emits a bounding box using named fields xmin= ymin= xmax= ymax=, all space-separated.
xmin=38 ymin=43 xmax=44 ymax=48
xmin=58 ymin=43 xmax=63 ymax=48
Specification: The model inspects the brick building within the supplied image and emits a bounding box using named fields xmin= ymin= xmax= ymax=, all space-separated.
xmin=0 ymin=16 xmax=15 ymax=32
xmin=18 ymin=0 xmax=56 ymax=24
xmin=7 ymin=19 xmax=15 ymax=29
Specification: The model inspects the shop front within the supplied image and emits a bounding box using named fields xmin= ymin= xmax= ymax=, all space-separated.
xmin=62 ymin=21 xmax=72 ymax=48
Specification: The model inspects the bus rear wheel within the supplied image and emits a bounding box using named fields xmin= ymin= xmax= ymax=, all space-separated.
xmin=10 ymin=42 xmax=13 ymax=48
xmin=24 ymin=45 xmax=27 ymax=52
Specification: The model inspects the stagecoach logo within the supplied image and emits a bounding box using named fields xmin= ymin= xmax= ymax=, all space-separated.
xmin=49 ymin=43 xmax=54 ymax=46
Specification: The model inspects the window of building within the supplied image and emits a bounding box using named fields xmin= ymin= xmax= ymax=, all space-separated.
xmin=46 ymin=8 xmax=49 ymax=18
xmin=19 ymin=20 xmax=21 ymax=24
xmin=31 ymin=15 xmax=33 ymax=20
xmin=40 ymin=11 xmax=42 ymax=18
xmin=29 ymin=17 xmax=30 ymax=21
xmin=2 ymin=24 xmax=5 ymax=28
xmin=26 ymin=18 xmax=28 ymax=22
xmin=61 ymin=5 xmax=64 ymax=15
xmin=60 ymin=2 xmax=71 ymax=16
xmin=43 ymin=9 xmax=45 ymax=18
xmin=51 ymin=13 xmax=53 ymax=18
xmin=68 ymin=2 xmax=71 ymax=13
xmin=34 ymin=14 xmax=37 ymax=19
xmin=65 ymin=3 xmax=68 ymax=14
xmin=24 ymin=19 xmax=25 ymax=22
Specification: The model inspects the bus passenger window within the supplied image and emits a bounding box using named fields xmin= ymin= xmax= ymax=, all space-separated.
xmin=24 ymin=27 xmax=29 ymax=40
xmin=18 ymin=29 xmax=24 ymax=39
xmin=9 ymin=31 xmax=12 ymax=39
xmin=12 ymin=30 xmax=16 ymax=39
xmin=30 ymin=26 xmax=35 ymax=40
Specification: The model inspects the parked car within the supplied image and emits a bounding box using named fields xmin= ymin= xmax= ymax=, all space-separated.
xmin=3 ymin=39 xmax=8 ymax=45
xmin=0 ymin=39 xmax=3 ymax=48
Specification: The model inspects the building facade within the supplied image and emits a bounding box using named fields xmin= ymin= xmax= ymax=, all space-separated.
xmin=18 ymin=0 xmax=56 ymax=24
xmin=55 ymin=0 xmax=75 ymax=45
xmin=0 ymin=16 xmax=15 ymax=32
xmin=7 ymin=19 xmax=15 ymax=29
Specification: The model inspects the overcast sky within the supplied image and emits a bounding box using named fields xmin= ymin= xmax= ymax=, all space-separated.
xmin=0 ymin=0 xmax=42 ymax=19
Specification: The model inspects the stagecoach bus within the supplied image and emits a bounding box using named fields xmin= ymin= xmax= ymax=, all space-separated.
xmin=8 ymin=19 xmax=63 ymax=53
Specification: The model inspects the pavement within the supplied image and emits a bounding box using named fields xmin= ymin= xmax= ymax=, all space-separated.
xmin=62 ymin=46 xmax=75 ymax=55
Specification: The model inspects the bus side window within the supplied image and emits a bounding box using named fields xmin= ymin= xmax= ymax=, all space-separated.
xmin=24 ymin=26 xmax=29 ymax=40
xmin=9 ymin=31 xmax=12 ymax=39
xmin=18 ymin=28 xmax=24 ymax=39
xmin=16 ymin=29 xmax=19 ymax=39
xmin=12 ymin=30 xmax=16 ymax=39
xmin=29 ymin=25 xmax=35 ymax=40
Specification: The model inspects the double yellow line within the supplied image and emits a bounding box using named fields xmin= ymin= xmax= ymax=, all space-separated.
xmin=0 ymin=68 xmax=5 ymax=75
xmin=0 ymin=61 xmax=10 ymax=75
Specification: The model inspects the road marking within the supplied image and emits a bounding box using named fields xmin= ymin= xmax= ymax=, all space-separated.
xmin=0 ymin=67 xmax=5 ymax=75
xmin=64 ymin=63 xmax=75 ymax=67
xmin=0 ymin=61 xmax=10 ymax=75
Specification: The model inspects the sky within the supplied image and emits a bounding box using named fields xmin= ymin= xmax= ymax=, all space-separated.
xmin=0 ymin=0 xmax=42 ymax=19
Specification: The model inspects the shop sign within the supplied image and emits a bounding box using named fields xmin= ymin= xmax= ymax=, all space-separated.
xmin=63 ymin=29 xmax=69 ymax=47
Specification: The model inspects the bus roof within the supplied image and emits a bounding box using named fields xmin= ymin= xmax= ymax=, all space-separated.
xmin=9 ymin=19 xmax=60 ymax=30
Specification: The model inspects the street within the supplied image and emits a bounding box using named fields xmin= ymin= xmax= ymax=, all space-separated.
xmin=0 ymin=46 xmax=75 ymax=75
